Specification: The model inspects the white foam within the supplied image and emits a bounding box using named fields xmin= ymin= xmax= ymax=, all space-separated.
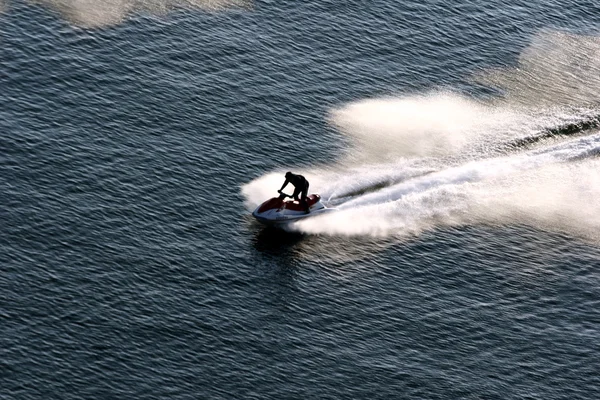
xmin=329 ymin=92 xmax=525 ymax=160
xmin=289 ymin=133 xmax=600 ymax=237
xmin=243 ymin=31 xmax=600 ymax=240
xmin=476 ymin=31 xmax=600 ymax=107
xmin=244 ymin=105 xmax=600 ymax=238
xmin=30 ymin=0 xmax=251 ymax=28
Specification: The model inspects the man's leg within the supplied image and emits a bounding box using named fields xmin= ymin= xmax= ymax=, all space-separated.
xmin=301 ymin=183 xmax=309 ymax=213
xmin=292 ymin=187 xmax=301 ymax=201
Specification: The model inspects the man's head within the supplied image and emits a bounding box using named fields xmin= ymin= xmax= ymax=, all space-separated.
xmin=285 ymin=171 xmax=293 ymax=179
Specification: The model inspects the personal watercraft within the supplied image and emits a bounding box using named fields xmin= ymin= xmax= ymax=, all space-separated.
xmin=252 ymin=192 xmax=335 ymax=225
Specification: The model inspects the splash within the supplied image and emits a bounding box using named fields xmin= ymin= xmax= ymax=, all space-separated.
xmin=328 ymin=92 xmax=522 ymax=160
xmin=243 ymin=31 xmax=600 ymax=239
xmin=476 ymin=30 xmax=600 ymax=108
xmin=29 ymin=0 xmax=251 ymax=28
xmin=292 ymin=134 xmax=600 ymax=238
xmin=472 ymin=159 xmax=600 ymax=239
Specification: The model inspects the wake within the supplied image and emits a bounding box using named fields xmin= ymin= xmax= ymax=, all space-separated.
xmin=293 ymin=132 xmax=600 ymax=237
xmin=242 ymin=31 xmax=600 ymax=239
xmin=243 ymin=124 xmax=600 ymax=238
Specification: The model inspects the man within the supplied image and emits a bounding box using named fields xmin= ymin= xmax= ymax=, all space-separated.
xmin=279 ymin=171 xmax=310 ymax=213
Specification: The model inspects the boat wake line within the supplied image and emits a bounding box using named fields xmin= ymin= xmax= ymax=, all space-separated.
xmin=242 ymin=31 xmax=600 ymax=239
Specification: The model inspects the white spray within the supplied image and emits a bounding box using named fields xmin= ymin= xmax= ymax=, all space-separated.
xmin=243 ymin=31 xmax=600 ymax=240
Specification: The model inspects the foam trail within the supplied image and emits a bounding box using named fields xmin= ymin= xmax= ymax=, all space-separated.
xmin=472 ymin=160 xmax=600 ymax=239
xmin=244 ymin=31 xmax=600 ymax=240
xmin=29 ymin=0 xmax=251 ymax=28
xmin=329 ymin=92 xmax=526 ymax=160
xmin=476 ymin=31 xmax=600 ymax=107
xmin=244 ymin=104 xmax=600 ymax=237
xmin=294 ymin=133 xmax=600 ymax=237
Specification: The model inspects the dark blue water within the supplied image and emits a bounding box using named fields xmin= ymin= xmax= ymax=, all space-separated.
xmin=2 ymin=0 xmax=600 ymax=399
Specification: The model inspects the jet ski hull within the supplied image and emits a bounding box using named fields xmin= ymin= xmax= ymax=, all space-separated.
xmin=252 ymin=194 xmax=334 ymax=225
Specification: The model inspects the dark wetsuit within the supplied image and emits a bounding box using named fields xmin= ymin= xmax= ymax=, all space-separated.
xmin=280 ymin=174 xmax=310 ymax=212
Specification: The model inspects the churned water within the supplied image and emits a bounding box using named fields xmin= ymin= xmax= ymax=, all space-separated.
xmin=2 ymin=0 xmax=600 ymax=399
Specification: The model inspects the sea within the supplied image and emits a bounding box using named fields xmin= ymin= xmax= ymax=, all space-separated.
xmin=2 ymin=0 xmax=600 ymax=399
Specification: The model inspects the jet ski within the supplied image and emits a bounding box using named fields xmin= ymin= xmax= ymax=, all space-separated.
xmin=252 ymin=192 xmax=335 ymax=225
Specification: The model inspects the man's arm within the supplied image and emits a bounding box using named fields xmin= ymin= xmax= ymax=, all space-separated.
xmin=278 ymin=179 xmax=289 ymax=192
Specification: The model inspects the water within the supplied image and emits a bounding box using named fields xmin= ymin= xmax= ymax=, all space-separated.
xmin=2 ymin=0 xmax=600 ymax=399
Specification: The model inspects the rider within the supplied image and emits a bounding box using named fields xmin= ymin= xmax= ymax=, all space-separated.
xmin=279 ymin=171 xmax=310 ymax=213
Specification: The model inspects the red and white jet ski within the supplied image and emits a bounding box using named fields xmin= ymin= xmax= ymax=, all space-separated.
xmin=252 ymin=192 xmax=335 ymax=225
